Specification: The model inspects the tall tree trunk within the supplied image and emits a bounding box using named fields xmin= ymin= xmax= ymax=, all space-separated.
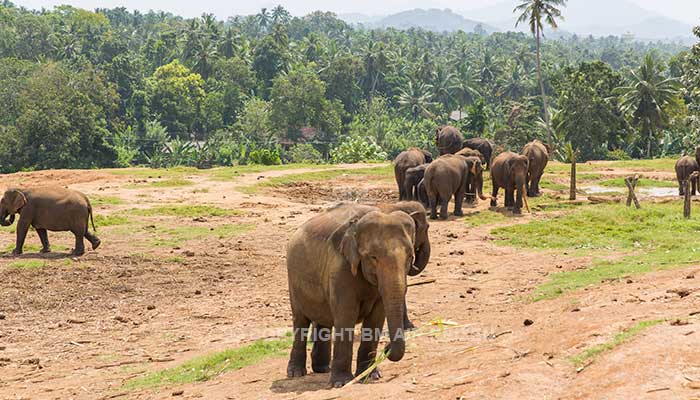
xmin=647 ymin=119 xmax=654 ymax=159
xmin=535 ymin=27 xmax=553 ymax=149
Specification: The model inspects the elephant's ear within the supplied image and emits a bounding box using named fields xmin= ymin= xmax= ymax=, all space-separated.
xmin=340 ymin=222 xmax=361 ymax=277
xmin=8 ymin=190 xmax=26 ymax=214
xmin=421 ymin=150 xmax=433 ymax=163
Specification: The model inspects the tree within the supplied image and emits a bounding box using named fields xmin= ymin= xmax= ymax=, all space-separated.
xmin=396 ymin=81 xmax=436 ymax=120
xmin=146 ymin=60 xmax=205 ymax=137
xmin=515 ymin=0 xmax=567 ymax=148
xmin=615 ymin=54 xmax=682 ymax=158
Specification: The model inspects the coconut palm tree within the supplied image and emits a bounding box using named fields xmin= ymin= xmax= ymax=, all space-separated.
xmin=515 ymin=0 xmax=567 ymax=148
xmin=615 ymin=53 xmax=682 ymax=158
xmin=451 ymin=64 xmax=480 ymax=119
xmin=271 ymin=6 xmax=291 ymax=25
xmin=397 ymin=81 xmax=436 ymax=120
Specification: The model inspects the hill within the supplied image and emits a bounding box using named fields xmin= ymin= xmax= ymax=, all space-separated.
xmin=341 ymin=8 xmax=499 ymax=34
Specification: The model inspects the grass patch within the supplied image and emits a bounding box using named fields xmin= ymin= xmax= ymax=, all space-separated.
xmin=606 ymin=158 xmax=677 ymax=170
xmin=147 ymin=178 xmax=195 ymax=188
xmin=577 ymin=173 xmax=604 ymax=181
xmin=463 ymin=210 xmax=509 ymax=227
xmin=94 ymin=214 xmax=131 ymax=227
xmin=91 ymin=195 xmax=125 ymax=206
xmin=149 ymin=223 xmax=254 ymax=247
xmin=239 ymin=165 xmax=393 ymax=194
xmin=132 ymin=205 xmax=241 ymax=218
xmin=540 ymin=181 xmax=569 ymax=191
xmin=123 ymin=336 xmax=292 ymax=390
xmin=570 ymin=319 xmax=664 ymax=367
xmin=6 ymin=260 xmax=48 ymax=269
xmin=210 ymin=163 xmax=333 ymax=181
xmin=108 ymin=166 xmax=200 ymax=179
xmin=493 ymin=202 xmax=700 ymax=299
xmin=597 ymin=178 xmax=676 ymax=188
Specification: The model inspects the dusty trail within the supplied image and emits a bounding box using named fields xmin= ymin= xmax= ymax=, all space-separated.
xmin=0 ymin=164 xmax=698 ymax=399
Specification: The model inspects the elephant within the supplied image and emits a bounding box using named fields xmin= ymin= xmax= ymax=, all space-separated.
xmin=521 ymin=140 xmax=549 ymax=197
xmin=424 ymin=154 xmax=487 ymax=220
xmin=460 ymin=156 xmax=487 ymax=205
xmin=675 ymin=155 xmax=699 ymax=196
xmin=394 ymin=148 xmax=433 ymax=200
xmin=403 ymin=164 xmax=428 ymax=203
xmin=286 ymin=203 xmax=421 ymax=387
xmin=490 ymin=152 xmax=530 ymax=215
xmin=0 ymin=187 xmax=100 ymax=256
xmin=462 ymin=138 xmax=493 ymax=170
xmin=456 ymin=148 xmax=485 ymax=164
xmin=435 ymin=125 xmax=463 ymax=156
xmin=416 ymin=179 xmax=428 ymax=208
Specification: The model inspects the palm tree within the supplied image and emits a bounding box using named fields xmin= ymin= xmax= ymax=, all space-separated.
xmin=615 ymin=54 xmax=682 ymax=158
xmin=451 ymin=64 xmax=480 ymax=119
xmin=256 ymin=8 xmax=271 ymax=31
xmin=497 ymin=61 xmax=534 ymax=100
xmin=271 ymin=6 xmax=291 ymax=25
xmin=515 ymin=0 xmax=567 ymax=148
xmin=397 ymin=81 xmax=436 ymax=120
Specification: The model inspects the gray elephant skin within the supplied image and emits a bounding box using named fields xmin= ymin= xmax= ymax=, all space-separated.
xmin=394 ymin=148 xmax=432 ymax=200
xmin=490 ymin=152 xmax=530 ymax=214
xmin=0 ymin=186 xmax=100 ymax=256
xmin=521 ymin=140 xmax=549 ymax=197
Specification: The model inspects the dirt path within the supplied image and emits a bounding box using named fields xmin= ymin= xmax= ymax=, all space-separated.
xmin=0 ymin=164 xmax=699 ymax=399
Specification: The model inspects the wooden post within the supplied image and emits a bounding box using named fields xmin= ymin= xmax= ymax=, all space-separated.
xmin=684 ymin=171 xmax=699 ymax=219
xmin=569 ymin=153 xmax=577 ymax=201
xmin=624 ymin=175 xmax=640 ymax=209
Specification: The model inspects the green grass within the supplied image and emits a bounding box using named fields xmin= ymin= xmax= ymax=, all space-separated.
xmin=569 ymin=319 xmax=664 ymax=367
xmin=463 ymin=210 xmax=509 ymax=227
xmin=597 ymin=178 xmax=676 ymax=188
xmin=2 ymin=243 xmax=69 ymax=253
xmin=149 ymin=223 xmax=254 ymax=247
xmin=577 ymin=173 xmax=604 ymax=181
xmin=238 ymin=165 xmax=393 ymax=194
xmin=493 ymin=202 xmax=700 ymax=299
xmin=123 ymin=336 xmax=292 ymax=390
xmin=108 ymin=166 xmax=200 ymax=178
xmin=147 ymin=178 xmax=195 ymax=188
xmin=131 ymin=205 xmax=241 ymax=218
xmin=606 ymin=158 xmax=677 ymax=170
xmin=6 ymin=260 xmax=48 ymax=269
xmin=209 ymin=163 xmax=333 ymax=181
xmin=90 ymin=195 xmax=125 ymax=206
xmin=94 ymin=214 xmax=131 ymax=227
xmin=540 ymin=180 xmax=569 ymax=191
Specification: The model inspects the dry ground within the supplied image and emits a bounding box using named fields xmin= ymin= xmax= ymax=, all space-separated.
xmin=0 ymin=161 xmax=699 ymax=400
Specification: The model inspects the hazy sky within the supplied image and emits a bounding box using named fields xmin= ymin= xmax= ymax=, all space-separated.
xmin=12 ymin=0 xmax=700 ymax=24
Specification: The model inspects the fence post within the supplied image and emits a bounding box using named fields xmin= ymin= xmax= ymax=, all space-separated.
xmin=624 ymin=175 xmax=640 ymax=209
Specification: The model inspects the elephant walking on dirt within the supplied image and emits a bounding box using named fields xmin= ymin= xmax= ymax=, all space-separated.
xmin=0 ymin=187 xmax=100 ymax=256
xmin=394 ymin=148 xmax=433 ymax=200
xmin=675 ymin=155 xmax=699 ymax=196
xmin=424 ymin=155 xmax=487 ymax=220
xmin=521 ymin=140 xmax=549 ymax=197
xmin=490 ymin=152 xmax=530 ymax=215
xmin=435 ymin=126 xmax=463 ymax=156
xmin=403 ymin=164 xmax=429 ymax=203
xmin=286 ymin=203 xmax=422 ymax=387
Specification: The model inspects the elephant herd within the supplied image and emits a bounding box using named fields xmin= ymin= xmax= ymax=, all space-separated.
xmin=395 ymin=126 xmax=549 ymax=218
xmin=286 ymin=125 xmax=552 ymax=387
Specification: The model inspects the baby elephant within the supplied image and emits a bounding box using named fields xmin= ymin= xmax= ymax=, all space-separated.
xmin=0 ymin=187 xmax=100 ymax=256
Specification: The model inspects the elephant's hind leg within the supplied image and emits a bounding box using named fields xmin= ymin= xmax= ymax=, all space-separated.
xmin=311 ymin=323 xmax=331 ymax=373
xmin=72 ymin=231 xmax=86 ymax=256
xmin=287 ymin=312 xmax=311 ymax=378
xmin=85 ymin=231 xmax=101 ymax=250
xmin=36 ymin=229 xmax=50 ymax=253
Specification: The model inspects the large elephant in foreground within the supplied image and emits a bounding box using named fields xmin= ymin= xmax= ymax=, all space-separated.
xmin=462 ymin=138 xmax=493 ymax=170
xmin=435 ymin=126 xmax=463 ymax=156
xmin=286 ymin=203 xmax=423 ymax=387
xmin=521 ymin=140 xmax=549 ymax=197
xmin=0 ymin=187 xmax=100 ymax=256
xmin=675 ymin=155 xmax=699 ymax=196
xmin=394 ymin=148 xmax=433 ymax=200
xmin=490 ymin=152 xmax=530 ymax=215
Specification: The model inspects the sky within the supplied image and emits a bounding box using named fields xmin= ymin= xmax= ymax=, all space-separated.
xmin=11 ymin=0 xmax=700 ymax=24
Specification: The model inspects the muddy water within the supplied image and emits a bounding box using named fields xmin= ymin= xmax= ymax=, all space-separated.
xmin=584 ymin=185 xmax=678 ymax=197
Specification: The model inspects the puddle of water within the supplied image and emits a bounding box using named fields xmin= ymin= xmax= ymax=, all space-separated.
xmin=584 ymin=185 xmax=679 ymax=197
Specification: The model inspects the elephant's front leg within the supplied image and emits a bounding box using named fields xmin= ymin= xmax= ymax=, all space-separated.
xmin=428 ymin=193 xmax=438 ymax=220
xmin=356 ymin=302 xmax=385 ymax=381
xmin=311 ymin=323 xmax=331 ymax=373
xmin=13 ymin=217 xmax=30 ymax=255
xmin=453 ymin=187 xmax=465 ymax=217
xmin=331 ymin=313 xmax=358 ymax=387
xmin=504 ymin=188 xmax=514 ymax=208
xmin=36 ymin=228 xmax=50 ymax=253
xmin=490 ymin=184 xmax=499 ymax=208
xmin=287 ymin=311 xmax=311 ymax=378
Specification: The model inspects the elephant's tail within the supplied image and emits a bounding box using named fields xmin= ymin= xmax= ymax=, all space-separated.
xmin=88 ymin=201 xmax=96 ymax=232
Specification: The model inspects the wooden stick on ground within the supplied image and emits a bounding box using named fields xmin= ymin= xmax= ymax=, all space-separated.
xmin=624 ymin=175 xmax=640 ymax=209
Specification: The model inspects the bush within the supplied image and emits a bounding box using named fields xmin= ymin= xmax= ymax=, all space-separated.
xmin=330 ymin=136 xmax=387 ymax=163
xmin=287 ymin=143 xmax=323 ymax=163
xmin=248 ymin=147 xmax=282 ymax=165
xmin=606 ymin=148 xmax=632 ymax=161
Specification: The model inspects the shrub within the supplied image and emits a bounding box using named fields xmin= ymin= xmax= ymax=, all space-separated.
xmin=248 ymin=148 xmax=282 ymax=165
xmin=288 ymin=143 xmax=323 ymax=163
xmin=330 ymin=136 xmax=387 ymax=163
xmin=606 ymin=148 xmax=632 ymax=160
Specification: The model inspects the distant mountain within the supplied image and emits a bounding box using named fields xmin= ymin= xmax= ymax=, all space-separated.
xmin=464 ymin=0 xmax=694 ymax=42
xmin=340 ymin=8 xmax=499 ymax=34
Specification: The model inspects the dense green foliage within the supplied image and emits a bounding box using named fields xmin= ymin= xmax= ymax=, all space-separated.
xmin=0 ymin=2 xmax=699 ymax=171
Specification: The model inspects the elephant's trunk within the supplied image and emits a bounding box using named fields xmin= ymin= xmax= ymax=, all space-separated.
xmin=0 ymin=211 xmax=13 ymax=227
xmin=380 ymin=281 xmax=406 ymax=362
xmin=477 ymin=175 xmax=488 ymax=201
xmin=409 ymin=240 xmax=430 ymax=276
